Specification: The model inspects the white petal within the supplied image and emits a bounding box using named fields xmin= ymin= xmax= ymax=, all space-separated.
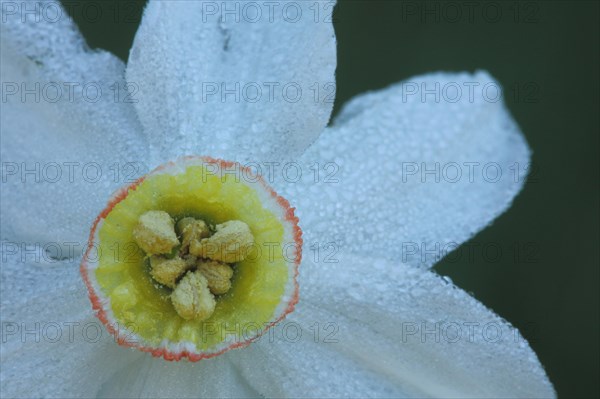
xmin=126 ymin=0 xmax=336 ymax=162
xmin=0 ymin=255 xmax=142 ymax=398
xmin=1 ymin=0 xmax=147 ymax=251
xmin=97 ymin=353 xmax=258 ymax=398
xmin=232 ymin=318 xmax=412 ymax=398
xmin=280 ymin=71 xmax=530 ymax=269
xmin=235 ymin=254 xmax=554 ymax=398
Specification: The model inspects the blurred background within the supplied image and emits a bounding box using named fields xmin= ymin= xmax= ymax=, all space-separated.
xmin=65 ymin=0 xmax=599 ymax=397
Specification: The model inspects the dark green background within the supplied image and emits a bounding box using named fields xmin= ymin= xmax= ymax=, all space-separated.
xmin=65 ymin=1 xmax=599 ymax=397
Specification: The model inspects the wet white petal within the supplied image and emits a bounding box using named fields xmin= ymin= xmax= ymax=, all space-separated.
xmin=97 ymin=354 xmax=258 ymax=398
xmin=0 ymin=255 xmax=143 ymax=398
xmin=234 ymin=254 xmax=554 ymax=398
xmin=126 ymin=0 xmax=336 ymax=162
xmin=281 ymin=71 xmax=530 ymax=269
xmin=233 ymin=318 xmax=412 ymax=398
xmin=1 ymin=0 xmax=147 ymax=251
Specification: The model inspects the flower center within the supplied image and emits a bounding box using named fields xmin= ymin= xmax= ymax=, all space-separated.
xmin=81 ymin=157 xmax=301 ymax=361
xmin=133 ymin=210 xmax=254 ymax=320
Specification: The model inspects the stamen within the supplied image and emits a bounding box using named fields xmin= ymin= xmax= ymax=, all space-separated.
xmin=197 ymin=260 xmax=234 ymax=295
xmin=134 ymin=212 xmax=251 ymax=320
xmin=133 ymin=211 xmax=179 ymax=255
xmin=176 ymin=217 xmax=211 ymax=253
xmin=171 ymin=271 xmax=215 ymax=321
xmin=190 ymin=220 xmax=254 ymax=263
xmin=149 ymin=256 xmax=192 ymax=289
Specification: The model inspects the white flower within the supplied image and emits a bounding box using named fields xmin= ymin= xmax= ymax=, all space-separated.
xmin=0 ymin=0 xmax=555 ymax=398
